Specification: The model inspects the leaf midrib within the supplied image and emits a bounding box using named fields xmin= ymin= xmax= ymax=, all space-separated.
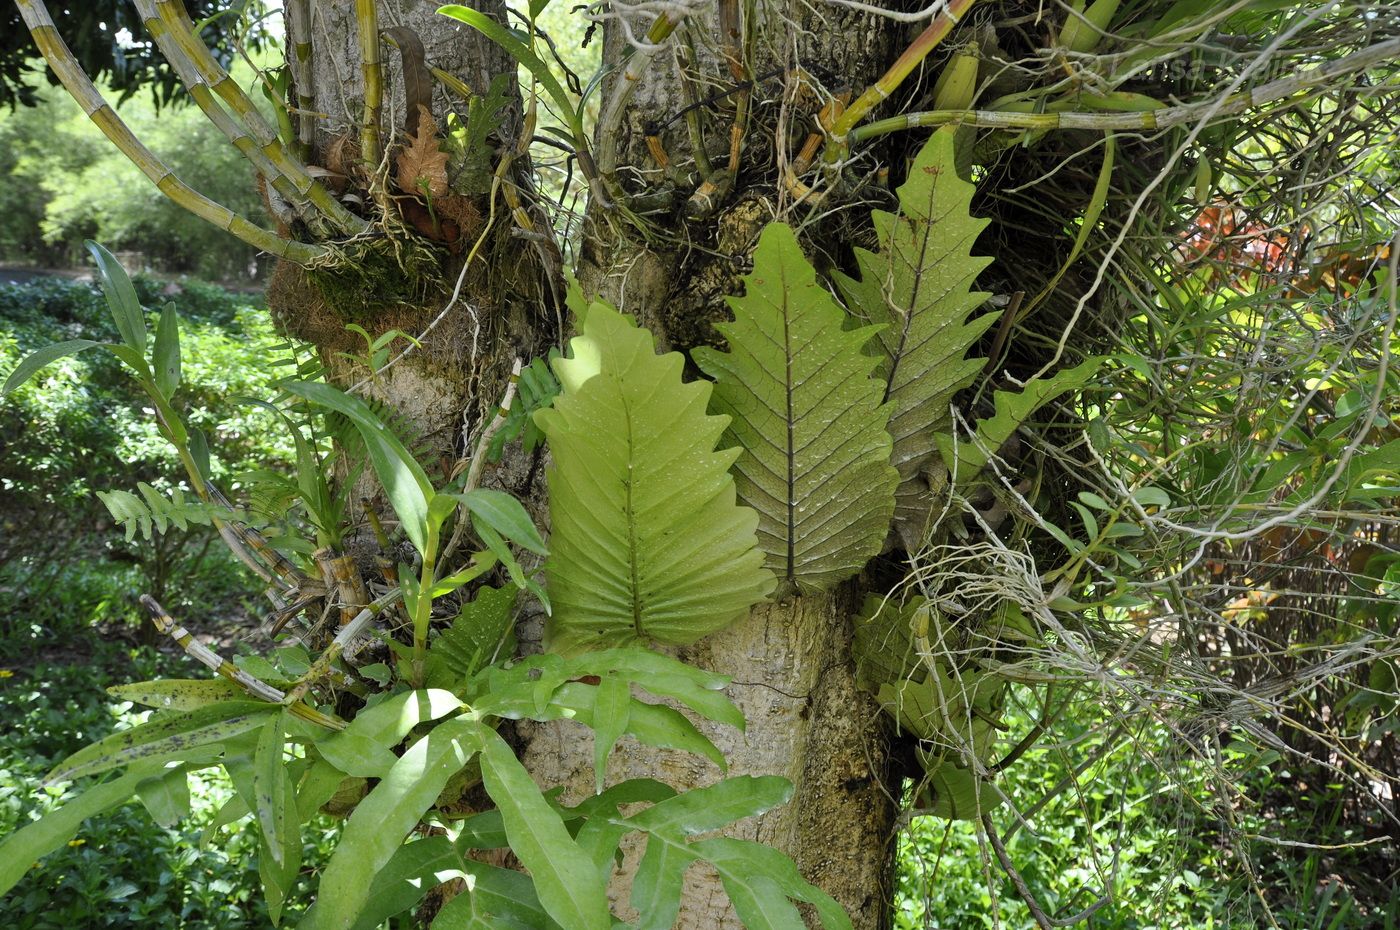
xmin=622 ymin=387 xmax=644 ymax=637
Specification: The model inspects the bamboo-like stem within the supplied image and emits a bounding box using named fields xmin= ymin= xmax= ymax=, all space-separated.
xmin=131 ymin=0 xmax=308 ymax=224
xmin=140 ymin=595 xmax=347 ymax=731
xmin=203 ymin=482 xmax=312 ymax=590
xmin=357 ymin=0 xmax=383 ymax=170
xmin=674 ymin=39 xmax=713 ymax=179
xmin=286 ymin=589 xmax=406 ymax=702
xmin=823 ymin=0 xmax=978 ymax=162
xmin=847 ymin=36 xmax=1400 ymax=144
xmin=595 ymin=9 xmax=687 ymax=176
xmin=150 ymin=0 xmax=367 ymax=235
xmin=14 ymin=0 xmax=324 ymax=263
xmin=285 ymin=0 xmax=316 ymax=160
xmin=718 ymin=0 xmax=749 ymax=177
xmin=315 ymin=547 xmax=369 ymax=627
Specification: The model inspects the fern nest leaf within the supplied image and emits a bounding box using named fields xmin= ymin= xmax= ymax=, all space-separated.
xmin=695 ymin=223 xmax=899 ymax=597
xmin=832 ymin=129 xmax=996 ymax=537
xmin=537 ymin=302 xmax=774 ymax=655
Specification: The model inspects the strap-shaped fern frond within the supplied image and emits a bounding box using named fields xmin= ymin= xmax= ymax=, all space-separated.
xmin=97 ymin=483 xmax=240 ymax=541
xmin=535 ymin=301 xmax=774 ymax=654
xmin=833 ymin=128 xmax=995 ymax=540
xmin=694 ymin=223 xmax=898 ymax=595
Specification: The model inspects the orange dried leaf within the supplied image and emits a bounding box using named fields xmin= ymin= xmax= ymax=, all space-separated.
xmin=396 ymin=106 xmax=450 ymax=199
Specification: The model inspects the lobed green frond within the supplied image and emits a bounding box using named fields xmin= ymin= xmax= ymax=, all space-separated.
xmin=535 ymin=302 xmax=774 ymax=654
xmin=96 ymin=482 xmax=239 ymax=541
xmin=833 ymin=127 xmax=996 ymax=541
xmin=695 ymin=223 xmax=898 ymax=595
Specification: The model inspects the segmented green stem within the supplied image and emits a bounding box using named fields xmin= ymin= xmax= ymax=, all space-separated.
xmin=847 ymin=36 xmax=1400 ymax=144
xmin=285 ymin=0 xmax=316 ymax=159
xmin=595 ymin=9 xmax=687 ymax=176
xmin=13 ymin=0 xmax=324 ymax=263
xmin=357 ymin=0 xmax=383 ymax=170
xmin=824 ymin=0 xmax=978 ymax=162
xmin=150 ymin=0 xmax=367 ymax=234
xmin=131 ymin=0 xmax=308 ymax=224
xmin=140 ymin=595 xmax=346 ymax=731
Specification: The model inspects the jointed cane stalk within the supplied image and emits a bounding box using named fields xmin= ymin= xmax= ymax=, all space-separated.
xmin=14 ymin=0 xmax=325 ymax=262
xmin=149 ymin=0 xmax=367 ymax=235
xmin=141 ymin=596 xmax=347 ymax=731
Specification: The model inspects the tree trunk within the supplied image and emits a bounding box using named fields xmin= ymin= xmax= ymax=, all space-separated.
xmin=265 ymin=2 xmax=916 ymax=926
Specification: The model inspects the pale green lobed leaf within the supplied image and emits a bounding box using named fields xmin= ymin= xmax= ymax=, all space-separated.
xmin=535 ymin=301 xmax=774 ymax=653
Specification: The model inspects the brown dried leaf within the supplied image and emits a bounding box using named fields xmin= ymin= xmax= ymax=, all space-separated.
xmin=323 ymin=133 xmax=361 ymax=191
xmin=436 ymin=195 xmax=483 ymax=242
xmin=396 ymin=105 xmax=450 ymax=199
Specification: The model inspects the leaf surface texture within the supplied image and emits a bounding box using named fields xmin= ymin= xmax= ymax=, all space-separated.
xmin=695 ymin=223 xmax=898 ymax=594
xmin=536 ymin=302 xmax=773 ymax=652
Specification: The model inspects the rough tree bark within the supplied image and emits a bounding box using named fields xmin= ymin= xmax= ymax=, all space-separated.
xmin=263 ymin=2 xmax=917 ymax=927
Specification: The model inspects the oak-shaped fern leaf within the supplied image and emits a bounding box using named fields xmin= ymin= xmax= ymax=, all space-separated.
xmin=694 ymin=223 xmax=898 ymax=595
xmin=535 ymin=302 xmax=774 ymax=654
xmin=833 ymin=128 xmax=996 ymax=542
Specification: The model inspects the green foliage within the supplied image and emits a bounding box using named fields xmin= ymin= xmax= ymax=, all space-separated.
xmin=1 ymin=648 xmax=837 ymax=930
xmin=0 ymin=648 xmax=340 ymax=930
xmin=95 ymin=484 xmax=236 ymax=542
xmin=694 ymin=223 xmax=899 ymax=595
xmin=487 ymin=350 xmax=560 ymax=463
xmin=852 ymin=595 xmax=1006 ymax=820
xmin=0 ymin=273 xmax=290 ymax=639
xmin=423 ymin=584 xmax=518 ymax=688
xmin=936 ymin=357 xmax=1105 ymax=484
xmin=536 ymin=300 xmax=775 ymax=653
xmin=833 ymin=127 xmax=996 ymax=538
xmin=0 ymin=69 xmax=272 ymax=279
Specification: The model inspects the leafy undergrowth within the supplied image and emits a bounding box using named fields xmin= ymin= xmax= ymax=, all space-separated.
xmin=894 ymin=694 xmax=1398 ymax=930
xmin=0 ymin=639 xmax=338 ymax=929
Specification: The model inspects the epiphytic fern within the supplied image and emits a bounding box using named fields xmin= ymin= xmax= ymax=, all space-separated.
xmin=833 ymin=127 xmax=995 ymax=543
xmin=535 ymin=301 xmax=774 ymax=654
xmin=694 ymin=223 xmax=898 ymax=595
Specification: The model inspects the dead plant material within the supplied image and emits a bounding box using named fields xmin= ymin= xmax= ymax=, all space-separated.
xmin=396 ymin=105 xmax=450 ymax=199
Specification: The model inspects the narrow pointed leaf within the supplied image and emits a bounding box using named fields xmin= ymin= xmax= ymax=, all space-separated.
xmin=285 ymin=381 xmax=434 ymax=555
xmin=691 ymin=836 xmax=854 ymax=930
xmin=153 ymin=302 xmax=181 ymax=398
xmin=252 ymin=712 xmax=293 ymax=868
xmin=564 ymin=648 xmax=743 ymax=731
xmin=695 ymin=222 xmax=898 ymax=594
xmin=479 ymin=729 xmax=611 ymax=930
xmin=1 ymin=340 xmax=99 ymax=395
xmin=832 ymin=127 xmax=996 ymax=538
xmin=430 ymin=861 xmax=554 ymax=929
xmin=628 ymin=775 xmax=793 ymax=836
xmin=348 ymin=836 xmax=466 ymax=930
xmin=456 ymin=488 xmax=547 ymax=554
xmin=107 ymin=678 xmax=245 ymax=711
xmin=631 ymin=834 xmax=699 ymax=930
xmin=0 ymin=773 xmax=143 ymax=897
xmin=45 ymin=701 xmax=275 ymax=785
xmin=590 ymin=675 xmax=630 ymax=794
xmin=535 ymin=302 xmax=773 ymax=653
xmin=86 ymin=239 xmax=146 ymax=352
xmin=436 ymin=6 xmax=580 ymax=136
xmin=304 ymin=716 xmax=484 ymax=930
